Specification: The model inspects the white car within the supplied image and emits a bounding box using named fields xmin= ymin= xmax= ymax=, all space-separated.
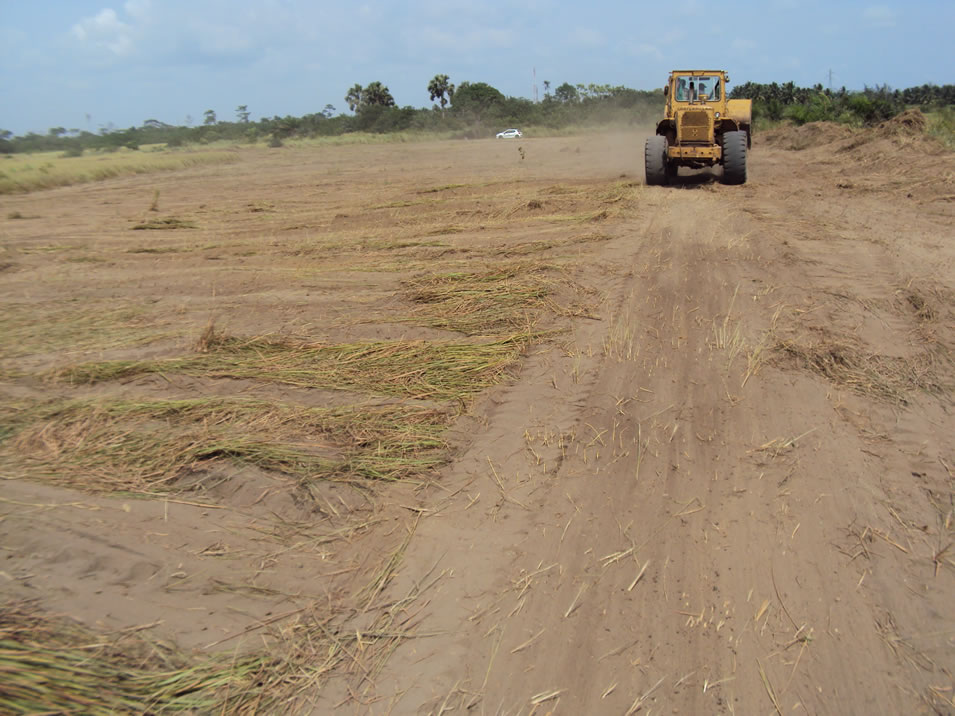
xmin=496 ymin=128 xmax=523 ymax=139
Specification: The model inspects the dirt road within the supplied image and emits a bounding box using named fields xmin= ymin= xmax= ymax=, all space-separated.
xmin=360 ymin=123 xmax=954 ymax=715
xmin=1 ymin=121 xmax=952 ymax=714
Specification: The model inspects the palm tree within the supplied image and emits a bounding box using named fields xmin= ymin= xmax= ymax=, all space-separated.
xmin=428 ymin=74 xmax=454 ymax=110
xmin=362 ymin=81 xmax=395 ymax=108
xmin=345 ymin=84 xmax=363 ymax=113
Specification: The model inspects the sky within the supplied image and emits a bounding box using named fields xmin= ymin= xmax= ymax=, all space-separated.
xmin=1 ymin=0 xmax=952 ymax=135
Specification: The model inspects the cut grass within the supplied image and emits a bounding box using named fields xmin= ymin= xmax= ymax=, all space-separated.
xmin=0 ymin=578 xmax=427 ymax=714
xmin=287 ymin=236 xmax=450 ymax=257
xmin=0 ymin=397 xmax=451 ymax=493
xmin=404 ymin=264 xmax=551 ymax=334
xmin=0 ymin=305 xmax=167 ymax=359
xmin=0 ymin=600 xmax=266 ymax=714
xmin=772 ymin=335 xmax=949 ymax=404
xmin=131 ymin=217 xmax=197 ymax=230
xmin=402 ymin=263 xmax=597 ymax=335
xmin=57 ymin=334 xmax=530 ymax=403
xmin=0 ymin=150 xmax=239 ymax=194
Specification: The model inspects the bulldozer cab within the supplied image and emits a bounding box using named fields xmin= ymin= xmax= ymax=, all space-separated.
xmin=673 ymin=74 xmax=723 ymax=103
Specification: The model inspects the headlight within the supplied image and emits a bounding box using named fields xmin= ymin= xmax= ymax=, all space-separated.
xmin=715 ymin=112 xmax=721 ymax=119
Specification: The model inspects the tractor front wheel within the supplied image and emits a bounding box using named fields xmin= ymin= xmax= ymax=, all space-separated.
xmin=645 ymin=135 xmax=669 ymax=186
xmin=722 ymin=130 xmax=747 ymax=185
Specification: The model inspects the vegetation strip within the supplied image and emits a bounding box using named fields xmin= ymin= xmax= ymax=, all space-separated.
xmin=0 ymin=305 xmax=162 ymax=359
xmin=404 ymin=264 xmax=563 ymax=334
xmin=772 ymin=337 xmax=949 ymax=404
xmin=0 ymin=397 xmax=451 ymax=492
xmin=0 ymin=591 xmax=423 ymax=714
xmin=58 ymin=334 xmax=530 ymax=402
xmin=0 ymin=151 xmax=238 ymax=194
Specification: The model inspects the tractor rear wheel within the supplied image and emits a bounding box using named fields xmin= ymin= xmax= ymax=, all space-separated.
xmin=645 ymin=135 xmax=669 ymax=186
xmin=722 ymin=130 xmax=747 ymax=185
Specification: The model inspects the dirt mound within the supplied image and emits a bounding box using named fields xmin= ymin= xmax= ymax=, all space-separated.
xmin=761 ymin=121 xmax=854 ymax=151
xmin=762 ymin=110 xmax=933 ymax=155
xmin=877 ymin=107 xmax=928 ymax=137
xmin=834 ymin=109 xmax=942 ymax=164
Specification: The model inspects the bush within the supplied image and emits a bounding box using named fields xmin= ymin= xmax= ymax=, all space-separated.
xmin=847 ymin=94 xmax=897 ymax=126
xmin=785 ymin=94 xmax=836 ymax=125
xmin=927 ymin=107 xmax=955 ymax=148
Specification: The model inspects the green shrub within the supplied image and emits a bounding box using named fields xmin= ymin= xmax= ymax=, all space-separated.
xmin=785 ymin=95 xmax=836 ymax=125
xmin=927 ymin=107 xmax=955 ymax=148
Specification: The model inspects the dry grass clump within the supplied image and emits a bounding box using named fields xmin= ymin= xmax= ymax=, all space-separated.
xmin=897 ymin=282 xmax=954 ymax=343
xmin=0 ymin=397 xmax=451 ymax=493
xmin=58 ymin=334 xmax=529 ymax=403
xmin=26 ymin=326 xmax=535 ymax=494
xmin=772 ymin=334 xmax=948 ymax=404
xmin=131 ymin=217 xmax=197 ymax=230
xmin=404 ymin=264 xmax=551 ymax=334
xmin=0 ymin=600 xmax=268 ymax=714
xmin=403 ymin=263 xmax=597 ymax=335
xmin=0 ymin=304 xmax=166 ymax=359
xmin=0 ymin=593 xmax=423 ymax=714
xmin=280 ymin=234 xmax=449 ymax=259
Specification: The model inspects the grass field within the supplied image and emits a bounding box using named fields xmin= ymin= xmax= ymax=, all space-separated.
xmin=0 ymin=147 xmax=239 ymax=194
xmin=0 ymin=133 xmax=641 ymax=711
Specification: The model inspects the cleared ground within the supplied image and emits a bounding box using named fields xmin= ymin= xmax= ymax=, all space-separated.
xmin=1 ymin=119 xmax=953 ymax=714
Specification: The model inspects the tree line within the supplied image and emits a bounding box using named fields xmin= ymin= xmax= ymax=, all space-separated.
xmin=0 ymin=75 xmax=662 ymax=154
xmin=2 ymin=75 xmax=952 ymax=155
xmin=730 ymin=81 xmax=955 ymax=126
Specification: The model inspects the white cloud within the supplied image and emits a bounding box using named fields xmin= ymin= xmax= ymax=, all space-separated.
xmin=358 ymin=4 xmax=379 ymax=20
xmin=569 ymin=27 xmax=603 ymax=48
xmin=412 ymin=24 xmax=517 ymax=52
xmin=679 ymin=0 xmax=704 ymax=13
xmin=731 ymin=38 xmax=757 ymax=52
xmin=863 ymin=5 xmax=897 ymax=28
xmin=124 ymin=0 xmax=151 ymax=20
xmin=660 ymin=29 xmax=686 ymax=45
xmin=631 ymin=43 xmax=663 ymax=61
xmin=71 ymin=8 xmax=134 ymax=56
xmin=188 ymin=20 xmax=256 ymax=57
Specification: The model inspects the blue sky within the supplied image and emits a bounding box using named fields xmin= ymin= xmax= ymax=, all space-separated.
xmin=1 ymin=0 xmax=952 ymax=135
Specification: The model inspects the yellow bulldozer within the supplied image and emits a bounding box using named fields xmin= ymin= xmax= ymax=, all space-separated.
xmin=645 ymin=70 xmax=752 ymax=185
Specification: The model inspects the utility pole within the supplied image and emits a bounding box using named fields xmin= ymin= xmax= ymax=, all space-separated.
xmin=533 ymin=67 xmax=538 ymax=103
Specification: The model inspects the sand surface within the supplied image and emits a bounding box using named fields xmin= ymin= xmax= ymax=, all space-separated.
xmin=1 ymin=121 xmax=953 ymax=714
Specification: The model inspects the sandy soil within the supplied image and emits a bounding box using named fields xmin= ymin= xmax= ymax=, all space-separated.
xmin=1 ymin=121 xmax=953 ymax=714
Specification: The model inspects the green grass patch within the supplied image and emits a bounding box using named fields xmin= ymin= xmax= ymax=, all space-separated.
xmin=278 ymin=130 xmax=461 ymax=149
xmin=926 ymin=107 xmax=955 ymax=149
xmin=0 ymin=150 xmax=238 ymax=194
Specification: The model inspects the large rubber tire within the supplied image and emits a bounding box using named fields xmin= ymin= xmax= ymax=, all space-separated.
xmin=722 ymin=130 xmax=747 ymax=185
xmin=645 ymin=135 xmax=669 ymax=186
